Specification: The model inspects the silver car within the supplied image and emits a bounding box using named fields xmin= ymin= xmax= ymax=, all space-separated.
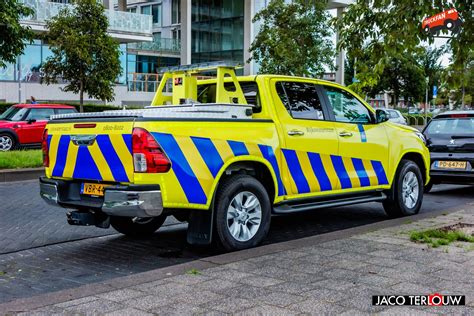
xmin=380 ymin=108 xmax=407 ymax=125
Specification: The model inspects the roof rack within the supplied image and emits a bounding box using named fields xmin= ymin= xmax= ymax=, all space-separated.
xmin=151 ymin=61 xmax=247 ymax=106
xmin=156 ymin=61 xmax=242 ymax=74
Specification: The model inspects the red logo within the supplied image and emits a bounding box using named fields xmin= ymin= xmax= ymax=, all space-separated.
xmin=422 ymin=8 xmax=462 ymax=35
xmin=428 ymin=293 xmax=443 ymax=306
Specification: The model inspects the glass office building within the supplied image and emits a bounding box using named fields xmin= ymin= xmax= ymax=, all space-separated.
xmin=191 ymin=0 xmax=244 ymax=64
xmin=2 ymin=0 xmax=348 ymax=104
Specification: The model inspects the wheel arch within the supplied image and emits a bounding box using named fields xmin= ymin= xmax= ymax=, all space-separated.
xmin=0 ymin=128 xmax=19 ymax=148
xmin=0 ymin=128 xmax=19 ymax=142
xmin=398 ymin=151 xmax=429 ymax=185
xmin=211 ymin=156 xmax=279 ymax=206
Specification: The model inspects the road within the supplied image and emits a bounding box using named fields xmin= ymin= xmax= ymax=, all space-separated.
xmin=0 ymin=180 xmax=472 ymax=303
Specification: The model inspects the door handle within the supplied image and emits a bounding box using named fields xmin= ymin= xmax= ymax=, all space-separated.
xmin=339 ymin=131 xmax=353 ymax=137
xmin=288 ymin=130 xmax=304 ymax=136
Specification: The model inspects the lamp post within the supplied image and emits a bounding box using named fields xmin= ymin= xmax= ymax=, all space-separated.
xmin=425 ymin=77 xmax=429 ymax=126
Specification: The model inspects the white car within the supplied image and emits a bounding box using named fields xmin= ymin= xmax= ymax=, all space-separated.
xmin=380 ymin=108 xmax=407 ymax=125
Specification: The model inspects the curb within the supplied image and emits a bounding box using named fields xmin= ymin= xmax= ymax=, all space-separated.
xmin=0 ymin=203 xmax=470 ymax=313
xmin=0 ymin=168 xmax=43 ymax=183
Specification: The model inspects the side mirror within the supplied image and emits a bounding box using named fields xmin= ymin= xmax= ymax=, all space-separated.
xmin=27 ymin=119 xmax=36 ymax=124
xmin=375 ymin=109 xmax=389 ymax=124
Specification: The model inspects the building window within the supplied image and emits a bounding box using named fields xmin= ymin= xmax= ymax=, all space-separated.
xmin=172 ymin=29 xmax=180 ymax=41
xmin=128 ymin=7 xmax=136 ymax=13
xmin=172 ymin=0 xmax=181 ymax=24
xmin=191 ymin=0 xmax=244 ymax=64
xmin=141 ymin=4 xmax=161 ymax=26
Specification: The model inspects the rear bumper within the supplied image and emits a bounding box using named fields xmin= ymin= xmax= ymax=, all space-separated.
xmin=429 ymin=153 xmax=474 ymax=184
xmin=39 ymin=177 xmax=163 ymax=217
xmin=429 ymin=172 xmax=474 ymax=184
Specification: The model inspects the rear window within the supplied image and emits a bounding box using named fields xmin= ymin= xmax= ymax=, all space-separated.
xmin=426 ymin=118 xmax=474 ymax=135
xmin=197 ymin=82 xmax=261 ymax=113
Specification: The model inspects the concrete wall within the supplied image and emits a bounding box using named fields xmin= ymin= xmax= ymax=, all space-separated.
xmin=0 ymin=81 xmax=155 ymax=106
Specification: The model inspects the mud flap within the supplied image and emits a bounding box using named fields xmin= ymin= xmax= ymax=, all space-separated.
xmin=186 ymin=208 xmax=214 ymax=245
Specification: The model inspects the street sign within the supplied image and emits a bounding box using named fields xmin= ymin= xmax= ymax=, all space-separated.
xmin=433 ymin=86 xmax=438 ymax=98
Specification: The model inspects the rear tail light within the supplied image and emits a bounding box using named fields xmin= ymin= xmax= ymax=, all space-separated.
xmin=42 ymin=129 xmax=49 ymax=167
xmin=132 ymin=127 xmax=171 ymax=173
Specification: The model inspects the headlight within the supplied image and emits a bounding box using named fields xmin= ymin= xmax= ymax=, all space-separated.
xmin=415 ymin=132 xmax=426 ymax=145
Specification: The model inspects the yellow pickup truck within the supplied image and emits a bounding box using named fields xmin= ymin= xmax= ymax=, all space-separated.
xmin=40 ymin=64 xmax=429 ymax=250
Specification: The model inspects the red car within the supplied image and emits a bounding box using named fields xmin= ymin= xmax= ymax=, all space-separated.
xmin=0 ymin=104 xmax=77 ymax=151
xmin=422 ymin=8 xmax=462 ymax=34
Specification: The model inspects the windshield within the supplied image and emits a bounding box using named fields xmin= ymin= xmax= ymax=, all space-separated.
xmin=426 ymin=118 xmax=474 ymax=136
xmin=0 ymin=106 xmax=28 ymax=121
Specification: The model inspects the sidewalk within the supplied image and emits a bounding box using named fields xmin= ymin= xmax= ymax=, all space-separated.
xmin=3 ymin=206 xmax=473 ymax=315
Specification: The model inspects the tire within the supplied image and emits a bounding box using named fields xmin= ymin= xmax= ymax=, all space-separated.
xmin=214 ymin=174 xmax=271 ymax=251
xmin=0 ymin=133 xmax=15 ymax=151
xmin=424 ymin=181 xmax=433 ymax=193
xmin=423 ymin=26 xmax=430 ymax=34
xmin=110 ymin=215 xmax=167 ymax=237
xmin=445 ymin=19 xmax=454 ymax=30
xmin=383 ymin=159 xmax=423 ymax=218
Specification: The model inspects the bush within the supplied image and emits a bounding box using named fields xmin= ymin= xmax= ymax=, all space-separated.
xmin=0 ymin=103 xmax=17 ymax=114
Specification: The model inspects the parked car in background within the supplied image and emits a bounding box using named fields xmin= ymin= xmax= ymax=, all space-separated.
xmin=430 ymin=108 xmax=442 ymax=115
xmin=380 ymin=108 xmax=407 ymax=125
xmin=408 ymin=107 xmax=420 ymax=114
xmin=422 ymin=111 xmax=474 ymax=192
xmin=0 ymin=104 xmax=77 ymax=151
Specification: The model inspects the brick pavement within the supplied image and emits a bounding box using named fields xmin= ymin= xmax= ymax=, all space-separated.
xmin=6 ymin=205 xmax=473 ymax=315
xmin=2 ymin=180 xmax=472 ymax=255
xmin=0 ymin=180 xmax=180 ymax=254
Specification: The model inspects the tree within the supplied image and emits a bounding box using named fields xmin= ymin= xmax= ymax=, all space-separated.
xmin=42 ymin=0 xmax=121 ymax=112
xmin=333 ymin=0 xmax=473 ymax=94
xmin=0 ymin=0 xmax=34 ymax=68
xmin=416 ymin=47 xmax=445 ymax=101
xmin=248 ymin=0 xmax=335 ymax=77
xmin=366 ymin=55 xmax=426 ymax=107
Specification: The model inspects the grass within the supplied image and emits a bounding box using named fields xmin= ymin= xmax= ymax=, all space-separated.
xmin=186 ymin=269 xmax=201 ymax=275
xmin=410 ymin=229 xmax=474 ymax=248
xmin=0 ymin=150 xmax=43 ymax=169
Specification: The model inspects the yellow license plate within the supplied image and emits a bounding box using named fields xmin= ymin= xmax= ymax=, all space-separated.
xmin=81 ymin=183 xmax=108 ymax=196
xmin=436 ymin=161 xmax=467 ymax=169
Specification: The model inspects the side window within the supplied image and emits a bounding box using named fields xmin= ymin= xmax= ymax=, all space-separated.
xmin=25 ymin=108 xmax=55 ymax=121
xmin=275 ymin=81 xmax=325 ymax=120
xmin=324 ymin=86 xmax=372 ymax=124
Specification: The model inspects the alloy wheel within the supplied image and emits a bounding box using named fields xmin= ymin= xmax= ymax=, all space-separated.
xmin=226 ymin=191 xmax=262 ymax=242
xmin=402 ymin=171 xmax=419 ymax=209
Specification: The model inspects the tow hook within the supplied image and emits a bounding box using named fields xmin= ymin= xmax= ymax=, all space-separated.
xmin=66 ymin=210 xmax=110 ymax=229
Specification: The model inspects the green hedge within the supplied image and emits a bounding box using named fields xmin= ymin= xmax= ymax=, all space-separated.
xmin=0 ymin=102 xmax=142 ymax=115
xmin=402 ymin=114 xmax=433 ymax=126
xmin=0 ymin=103 xmax=17 ymax=113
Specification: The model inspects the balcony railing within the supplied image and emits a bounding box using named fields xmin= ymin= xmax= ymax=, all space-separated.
xmin=20 ymin=0 xmax=152 ymax=36
xmin=128 ymin=38 xmax=181 ymax=54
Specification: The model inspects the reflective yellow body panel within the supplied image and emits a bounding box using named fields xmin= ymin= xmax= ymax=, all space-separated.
xmin=44 ymin=74 xmax=430 ymax=212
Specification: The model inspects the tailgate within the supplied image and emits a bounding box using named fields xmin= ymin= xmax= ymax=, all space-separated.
xmin=46 ymin=121 xmax=134 ymax=183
